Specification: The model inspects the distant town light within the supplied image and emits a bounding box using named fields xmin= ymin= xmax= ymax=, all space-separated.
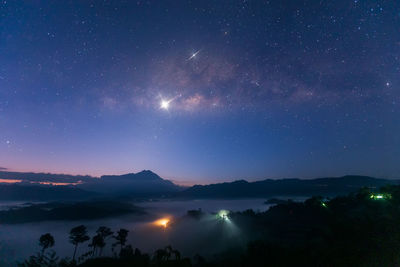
xmin=370 ymin=193 xmax=391 ymax=200
xmin=154 ymin=218 xmax=170 ymax=228
xmin=218 ymin=210 xmax=230 ymax=221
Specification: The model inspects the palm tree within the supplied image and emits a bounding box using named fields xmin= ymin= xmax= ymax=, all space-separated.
xmin=112 ymin=228 xmax=129 ymax=256
xmin=39 ymin=233 xmax=55 ymax=257
xmin=69 ymin=225 xmax=90 ymax=262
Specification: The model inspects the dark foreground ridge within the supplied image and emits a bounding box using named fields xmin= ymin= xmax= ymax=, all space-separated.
xmin=17 ymin=185 xmax=400 ymax=267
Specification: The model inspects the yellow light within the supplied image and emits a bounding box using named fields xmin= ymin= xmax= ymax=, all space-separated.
xmin=154 ymin=218 xmax=170 ymax=228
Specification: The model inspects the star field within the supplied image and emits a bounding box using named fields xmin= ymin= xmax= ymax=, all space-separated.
xmin=0 ymin=0 xmax=399 ymax=183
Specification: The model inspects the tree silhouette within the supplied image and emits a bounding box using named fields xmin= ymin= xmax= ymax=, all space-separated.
xmin=96 ymin=226 xmax=113 ymax=256
xmin=113 ymin=228 xmax=129 ymax=256
xmin=69 ymin=225 xmax=90 ymax=262
xmin=153 ymin=245 xmax=182 ymax=263
xmin=165 ymin=245 xmax=173 ymax=261
xmin=39 ymin=233 xmax=55 ymax=258
xmin=89 ymin=234 xmax=104 ymax=257
xmin=154 ymin=248 xmax=168 ymax=262
xmin=20 ymin=233 xmax=57 ymax=267
xmin=172 ymin=248 xmax=181 ymax=260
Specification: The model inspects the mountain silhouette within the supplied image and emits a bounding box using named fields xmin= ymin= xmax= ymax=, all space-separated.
xmin=78 ymin=170 xmax=182 ymax=195
xmin=1 ymin=171 xmax=398 ymax=200
xmin=178 ymin=175 xmax=399 ymax=198
xmin=0 ymin=170 xmax=182 ymax=199
xmin=101 ymin=170 xmax=167 ymax=181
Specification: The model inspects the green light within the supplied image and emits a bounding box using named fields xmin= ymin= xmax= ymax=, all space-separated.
xmin=370 ymin=193 xmax=391 ymax=200
xmin=321 ymin=202 xmax=327 ymax=208
xmin=218 ymin=210 xmax=229 ymax=220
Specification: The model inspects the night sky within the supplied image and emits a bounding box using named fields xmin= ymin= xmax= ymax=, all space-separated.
xmin=1 ymin=1 xmax=399 ymax=184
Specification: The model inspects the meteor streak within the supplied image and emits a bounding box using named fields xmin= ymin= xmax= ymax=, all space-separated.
xmin=188 ymin=49 xmax=201 ymax=60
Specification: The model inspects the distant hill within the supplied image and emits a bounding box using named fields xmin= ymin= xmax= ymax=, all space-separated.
xmin=0 ymin=200 xmax=145 ymax=224
xmin=0 ymin=171 xmax=94 ymax=184
xmin=0 ymin=184 xmax=97 ymax=201
xmin=178 ymin=175 xmax=400 ymax=198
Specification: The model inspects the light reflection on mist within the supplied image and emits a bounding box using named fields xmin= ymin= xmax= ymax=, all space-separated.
xmin=0 ymin=199 xmax=269 ymax=264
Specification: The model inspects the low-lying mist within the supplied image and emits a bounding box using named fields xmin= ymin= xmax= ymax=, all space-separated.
xmin=0 ymin=198 xmax=272 ymax=265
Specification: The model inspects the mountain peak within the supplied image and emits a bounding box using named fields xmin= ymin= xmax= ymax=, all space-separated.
xmin=134 ymin=170 xmax=163 ymax=180
xmin=100 ymin=170 xmax=165 ymax=181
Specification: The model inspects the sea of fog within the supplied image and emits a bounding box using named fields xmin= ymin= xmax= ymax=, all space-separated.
xmin=0 ymin=198 xmax=306 ymax=266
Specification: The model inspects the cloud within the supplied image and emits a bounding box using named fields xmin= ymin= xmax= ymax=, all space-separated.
xmin=0 ymin=167 xmax=7 ymax=171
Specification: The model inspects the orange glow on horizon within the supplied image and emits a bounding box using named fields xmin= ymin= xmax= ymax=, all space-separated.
xmin=0 ymin=179 xmax=22 ymax=184
xmin=0 ymin=179 xmax=82 ymax=186
xmin=32 ymin=180 xmax=83 ymax=186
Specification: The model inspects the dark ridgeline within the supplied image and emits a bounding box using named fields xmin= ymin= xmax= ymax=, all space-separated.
xmin=0 ymin=201 xmax=145 ymax=224
xmin=0 ymin=184 xmax=97 ymax=201
xmin=1 ymin=170 xmax=398 ymax=201
xmin=0 ymin=171 xmax=94 ymax=184
xmin=0 ymin=170 xmax=182 ymax=201
xmin=18 ymin=185 xmax=400 ymax=267
xmin=178 ymin=175 xmax=400 ymax=198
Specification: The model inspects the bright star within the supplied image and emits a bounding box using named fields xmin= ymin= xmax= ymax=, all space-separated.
xmin=160 ymin=99 xmax=171 ymax=110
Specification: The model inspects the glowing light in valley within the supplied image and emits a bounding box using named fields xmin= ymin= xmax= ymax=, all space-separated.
xmin=217 ymin=210 xmax=230 ymax=221
xmin=153 ymin=218 xmax=170 ymax=228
